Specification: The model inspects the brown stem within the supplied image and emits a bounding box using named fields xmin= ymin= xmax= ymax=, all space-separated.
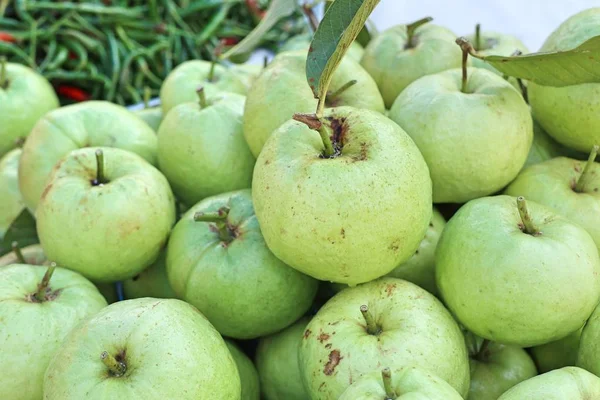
xmin=405 ymin=17 xmax=433 ymax=49
xmin=575 ymin=145 xmax=599 ymax=193
xmin=35 ymin=263 xmax=56 ymax=302
xmin=302 ymin=3 xmax=319 ymax=32
xmin=455 ymin=37 xmax=473 ymax=93
xmin=517 ymin=197 xmax=540 ymax=235
xmin=293 ymin=113 xmax=335 ymax=157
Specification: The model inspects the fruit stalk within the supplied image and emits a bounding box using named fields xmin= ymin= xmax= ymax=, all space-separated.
xmin=0 ymin=55 xmax=6 ymax=89
xmin=475 ymin=339 xmax=491 ymax=361
xmin=194 ymin=206 xmax=232 ymax=242
xmin=455 ymin=38 xmax=472 ymax=93
xmin=208 ymin=59 xmax=217 ymax=82
xmin=197 ymin=87 xmax=208 ymax=109
xmin=34 ymin=263 xmax=56 ymax=302
xmin=328 ymin=80 xmax=357 ymax=101
xmin=474 ymin=23 xmax=481 ymax=51
xmin=100 ymin=351 xmax=127 ymax=377
xmin=93 ymin=149 xmax=106 ymax=186
xmin=382 ymin=367 xmax=397 ymax=399
xmin=143 ymin=86 xmax=152 ymax=109
xmin=293 ymin=113 xmax=335 ymax=157
xmin=360 ymin=304 xmax=380 ymax=335
xmin=405 ymin=17 xmax=433 ymax=48
xmin=302 ymin=3 xmax=319 ymax=32
xmin=516 ymin=196 xmax=540 ymax=235
xmin=575 ymin=145 xmax=599 ymax=193
xmin=11 ymin=241 xmax=25 ymax=264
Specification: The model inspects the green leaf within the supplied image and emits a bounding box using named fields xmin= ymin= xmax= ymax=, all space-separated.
xmin=325 ymin=0 xmax=377 ymax=47
xmin=473 ymin=35 xmax=600 ymax=87
xmin=306 ymin=0 xmax=380 ymax=115
xmin=0 ymin=209 xmax=39 ymax=256
xmin=220 ymin=0 xmax=298 ymax=60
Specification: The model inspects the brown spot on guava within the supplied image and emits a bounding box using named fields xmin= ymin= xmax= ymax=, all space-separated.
xmin=264 ymin=159 xmax=270 ymax=165
xmin=40 ymin=183 xmax=54 ymax=201
xmin=318 ymin=382 xmax=325 ymax=391
xmin=385 ymin=283 xmax=397 ymax=297
xmin=323 ymin=350 xmax=342 ymax=375
xmin=325 ymin=343 xmax=332 ymax=349
xmin=340 ymin=228 xmax=345 ymax=238
xmin=318 ymin=332 xmax=330 ymax=343
xmin=304 ymin=329 xmax=312 ymax=339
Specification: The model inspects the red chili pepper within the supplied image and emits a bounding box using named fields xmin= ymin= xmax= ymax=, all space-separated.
xmin=0 ymin=32 xmax=17 ymax=43
xmin=245 ymin=0 xmax=266 ymax=19
xmin=221 ymin=37 xmax=239 ymax=47
xmin=56 ymin=85 xmax=91 ymax=102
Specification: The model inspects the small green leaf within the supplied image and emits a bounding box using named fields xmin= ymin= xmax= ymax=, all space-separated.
xmin=326 ymin=0 xmax=378 ymax=47
xmin=473 ymin=35 xmax=600 ymax=87
xmin=0 ymin=209 xmax=39 ymax=256
xmin=220 ymin=0 xmax=298 ymax=60
xmin=306 ymin=0 xmax=380 ymax=116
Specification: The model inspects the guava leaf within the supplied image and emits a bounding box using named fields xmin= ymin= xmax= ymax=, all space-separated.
xmin=220 ymin=0 xmax=298 ymax=60
xmin=325 ymin=0 xmax=376 ymax=46
xmin=475 ymin=35 xmax=600 ymax=87
xmin=306 ymin=0 xmax=380 ymax=102
xmin=0 ymin=209 xmax=39 ymax=256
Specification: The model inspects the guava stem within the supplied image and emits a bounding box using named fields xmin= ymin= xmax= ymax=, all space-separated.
xmin=143 ymin=86 xmax=151 ymax=109
xmin=194 ymin=206 xmax=231 ymax=242
xmin=197 ymin=86 xmax=207 ymax=109
xmin=208 ymin=59 xmax=216 ymax=82
xmin=516 ymin=197 xmax=540 ymax=235
xmin=318 ymin=124 xmax=335 ymax=157
xmin=292 ymin=113 xmax=335 ymax=157
xmin=11 ymin=241 xmax=25 ymax=264
xmin=35 ymin=263 xmax=56 ymax=302
xmin=0 ymin=56 xmax=6 ymax=89
xmin=455 ymin=38 xmax=472 ymax=93
xmin=302 ymin=3 xmax=319 ymax=32
xmin=101 ymin=351 xmax=127 ymax=377
xmin=93 ymin=149 xmax=106 ymax=186
xmin=328 ymin=80 xmax=357 ymax=101
xmin=263 ymin=56 xmax=269 ymax=69
xmin=405 ymin=17 xmax=433 ymax=48
xmin=474 ymin=23 xmax=481 ymax=51
xmin=475 ymin=339 xmax=491 ymax=362
xmin=382 ymin=368 xmax=396 ymax=399
xmin=575 ymin=145 xmax=599 ymax=193
xmin=360 ymin=305 xmax=380 ymax=335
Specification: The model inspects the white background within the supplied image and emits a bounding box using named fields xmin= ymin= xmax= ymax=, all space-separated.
xmin=370 ymin=0 xmax=600 ymax=51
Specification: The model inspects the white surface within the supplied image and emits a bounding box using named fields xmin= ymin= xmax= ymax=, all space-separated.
xmin=370 ymin=0 xmax=599 ymax=51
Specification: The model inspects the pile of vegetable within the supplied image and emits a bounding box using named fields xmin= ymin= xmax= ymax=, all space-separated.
xmin=0 ymin=0 xmax=305 ymax=104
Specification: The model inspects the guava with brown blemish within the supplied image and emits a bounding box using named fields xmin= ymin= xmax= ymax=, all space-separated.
xmin=166 ymin=189 xmax=318 ymax=339
xmin=299 ymin=278 xmax=470 ymax=399
xmin=253 ymin=107 xmax=432 ymax=285
xmin=436 ymin=195 xmax=600 ymax=347
xmin=36 ymin=147 xmax=175 ymax=282
xmin=43 ymin=298 xmax=240 ymax=399
xmin=0 ymin=264 xmax=107 ymax=400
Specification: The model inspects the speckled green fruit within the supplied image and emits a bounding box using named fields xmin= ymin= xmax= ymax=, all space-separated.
xmin=158 ymin=93 xmax=254 ymax=206
xmin=0 ymin=244 xmax=46 ymax=266
xmin=389 ymin=68 xmax=532 ymax=204
xmin=0 ymin=62 xmax=59 ymax=157
xmin=498 ymin=367 xmax=600 ymax=399
xmin=243 ymin=50 xmax=384 ymax=157
xmin=505 ymin=156 xmax=600 ymax=249
xmin=436 ymin=195 xmax=600 ymax=347
xmin=577 ymin=303 xmax=600 ymax=376
xmin=0 ymin=264 xmax=107 ymax=400
xmin=0 ymin=148 xmax=24 ymax=238
xmin=361 ymin=22 xmax=462 ymax=108
xmin=523 ymin=119 xmax=564 ymax=169
xmin=19 ymin=101 xmax=157 ymax=213
xmin=463 ymin=31 xmax=528 ymax=74
xmin=531 ymin=328 xmax=581 ymax=373
xmin=253 ymin=107 xmax=432 ymax=285
xmin=338 ymin=366 xmax=463 ymax=400
xmin=280 ymin=33 xmax=365 ymax=63
xmin=43 ymin=298 xmax=241 ymax=400
xmin=123 ymin=250 xmax=176 ymax=299
xmin=299 ymin=278 xmax=470 ymax=399
xmin=255 ymin=317 xmax=310 ymax=400
xmin=167 ymin=190 xmax=318 ymax=339
xmin=466 ymin=336 xmax=537 ymax=400
xmin=135 ymin=108 xmax=162 ymax=132
xmin=160 ymin=60 xmax=246 ymax=114
xmin=385 ymin=207 xmax=444 ymax=295
xmin=529 ymin=8 xmax=600 ymax=153
xmin=226 ymin=340 xmax=260 ymax=400
xmin=37 ymin=147 xmax=175 ymax=282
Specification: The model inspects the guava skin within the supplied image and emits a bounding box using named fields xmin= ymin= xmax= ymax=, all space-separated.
xmin=463 ymin=31 xmax=528 ymax=74
xmin=578 ymin=303 xmax=600 ymax=376
xmin=360 ymin=23 xmax=463 ymax=108
xmin=43 ymin=298 xmax=241 ymax=400
xmin=36 ymin=147 xmax=176 ymax=282
xmin=299 ymin=278 xmax=470 ymax=399
xmin=497 ymin=367 xmax=600 ymax=399
xmin=253 ymin=107 xmax=432 ymax=285
xmin=166 ymin=190 xmax=318 ymax=339
xmin=135 ymin=108 xmax=162 ymax=132
xmin=467 ymin=340 xmax=537 ymax=400
xmin=338 ymin=366 xmax=463 ymax=400
xmin=0 ymin=264 xmax=107 ymax=400
xmin=226 ymin=340 xmax=260 ymax=400
xmin=389 ymin=68 xmax=533 ymax=204
xmin=160 ymin=60 xmax=247 ymax=114
xmin=531 ymin=328 xmax=581 ymax=373
xmin=528 ymin=8 xmax=600 ymax=153
xmin=255 ymin=317 xmax=311 ymax=400
xmin=505 ymin=157 xmax=600 ymax=249
xmin=0 ymin=63 xmax=59 ymax=157
xmin=436 ymin=195 xmax=600 ymax=347
xmin=157 ymin=93 xmax=254 ymax=206
xmin=243 ymin=50 xmax=385 ymax=158
xmin=19 ymin=101 xmax=157 ymax=213
xmin=123 ymin=250 xmax=176 ymax=299
xmin=0 ymin=244 xmax=47 ymax=266
xmin=385 ymin=207 xmax=445 ymax=296
xmin=0 ymin=148 xmax=24 ymax=238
